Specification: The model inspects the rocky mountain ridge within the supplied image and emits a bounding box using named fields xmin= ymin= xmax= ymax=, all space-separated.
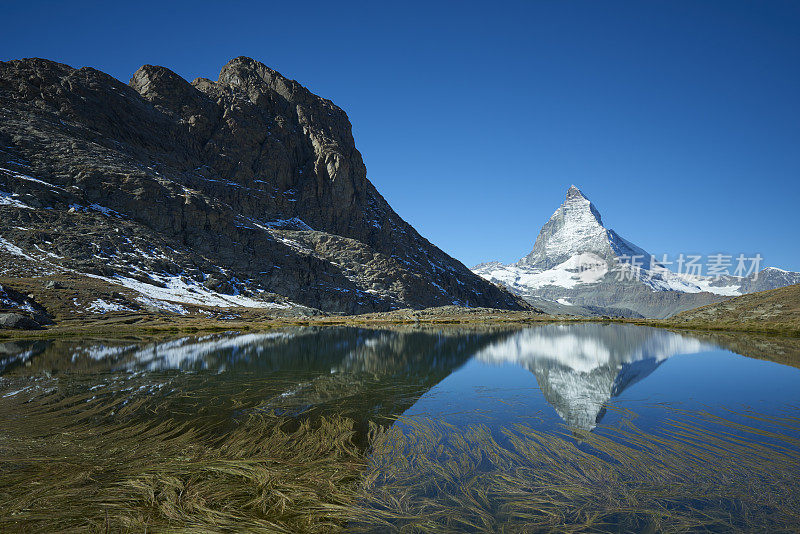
xmin=0 ymin=57 xmax=527 ymax=320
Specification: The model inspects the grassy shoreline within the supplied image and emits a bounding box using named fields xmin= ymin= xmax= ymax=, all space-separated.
xmin=1 ymin=307 xmax=798 ymax=341
xmin=3 ymin=275 xmax=800 ymax=339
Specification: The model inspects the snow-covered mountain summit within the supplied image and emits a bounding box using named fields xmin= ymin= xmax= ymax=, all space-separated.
xmin=518 ymin=185 xmax=646 ymax=270
xmin=473 ymin=186 xmax=800 ymax=318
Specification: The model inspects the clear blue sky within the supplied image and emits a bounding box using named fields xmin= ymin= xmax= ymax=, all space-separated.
xmin=2 ymin=1 xmax=799 ymax=270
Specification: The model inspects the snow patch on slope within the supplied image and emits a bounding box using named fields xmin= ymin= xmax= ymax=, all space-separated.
xmin=676 ymin=275 xmax=742 ymax=296
xmin=0 ymin=191 xmax=33 ymax=209
xmin=88 ymin=273 xmax=292 ymax=309
xmin=476 ymin=253 xmax=608 ymax=291
xmin=0 ymin=236 xmax=37 ymax=261
xmin=87 ymin=299 xmax=134 ymax=313
xmin=135 ymin=296 xmax=189 ymax=315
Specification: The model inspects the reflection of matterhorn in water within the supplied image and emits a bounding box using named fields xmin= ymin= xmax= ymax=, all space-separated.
xmin=474 ymin=324 xmax=714 ymax=430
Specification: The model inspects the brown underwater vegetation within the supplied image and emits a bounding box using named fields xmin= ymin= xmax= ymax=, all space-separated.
xmin=1 ymin=363 xmax=799 ymax=533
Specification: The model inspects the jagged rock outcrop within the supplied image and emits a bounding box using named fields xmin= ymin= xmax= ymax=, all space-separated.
xmin=0 ymin=57 xmax=527 ymax=314
xmin=741 ymin=268 xmax=800 ymax=293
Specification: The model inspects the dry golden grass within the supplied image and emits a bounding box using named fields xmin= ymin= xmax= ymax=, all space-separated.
xmin=661 ymin=284 xmax=800 ymax=337
xmin=675 ymin=284 xmax=800 ymax=323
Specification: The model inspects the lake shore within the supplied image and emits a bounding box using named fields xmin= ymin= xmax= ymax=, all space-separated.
xmin=2 ymin=304 xmax=799 ymax=341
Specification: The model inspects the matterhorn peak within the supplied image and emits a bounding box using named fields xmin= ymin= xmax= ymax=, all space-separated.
xmin=515 ymin=186 xmax=609 ymax=269
xmin=566 ymin=184 xmax=587 ymax=200
xmin=472 ymin=185 xmax=800 ymax=318
xmin=560 ymin=185 xmax=600 ymax=224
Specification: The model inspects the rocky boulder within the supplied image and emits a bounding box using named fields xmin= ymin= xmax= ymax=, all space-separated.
xmin=0 ymin=313 xmax=41 ymax=330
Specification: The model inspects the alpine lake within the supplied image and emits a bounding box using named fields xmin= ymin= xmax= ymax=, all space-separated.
xmin=1 ymin=323 xmax=799 ymax=533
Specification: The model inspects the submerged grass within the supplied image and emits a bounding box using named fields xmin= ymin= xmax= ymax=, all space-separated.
xmin=356 ymin=411 xmax=800 ymax=533
xmin=1 ymin=382 xmax=799 ymax=533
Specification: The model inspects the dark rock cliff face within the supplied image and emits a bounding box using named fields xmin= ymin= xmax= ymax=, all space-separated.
xmin=0 ymin=57 xmax=526 ymax=313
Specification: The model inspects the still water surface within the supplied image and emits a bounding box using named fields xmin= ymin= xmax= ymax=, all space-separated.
xmin=1 ymin=324 xmax=799 ymax=532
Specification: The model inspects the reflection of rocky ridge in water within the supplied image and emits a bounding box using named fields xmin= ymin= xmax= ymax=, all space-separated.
xmin=1 ymin=328 xmax=508 ymax=378
xmin=0 ymin=328 xmax=513 ymax=447
xmin=334 ymin=331 xmax=485 ymax=378
xmin=2 ymin=331 xmax=309 ymax=374
xmin=474 ymin=324 xmax=716 ymax=430
xmin=249 ymin=329 xmax=512 ymax=425
xmin=2 ymin=329 xmax=403 ymax=375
